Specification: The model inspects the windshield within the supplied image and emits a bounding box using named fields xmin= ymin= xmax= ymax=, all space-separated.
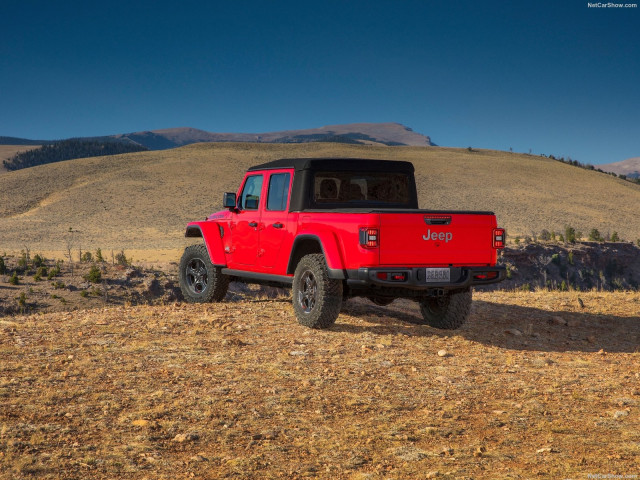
xmin=312 ymin=171 xmax=410 ymax=206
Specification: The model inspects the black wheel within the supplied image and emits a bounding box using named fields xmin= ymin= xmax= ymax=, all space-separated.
xmin=292 ymin=254 xmax=343 ymax=329
xmin=417 ymin=288 xmax=472 ymax=330
xmin=367 ymin=296 xmax=395 ymax=306
xmin=179 ymin=244 xmax=229 ymax=303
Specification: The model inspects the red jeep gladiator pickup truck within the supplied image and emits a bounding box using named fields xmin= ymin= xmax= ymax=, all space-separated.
xmin=179 ymin=158 xmax=506 ymax=329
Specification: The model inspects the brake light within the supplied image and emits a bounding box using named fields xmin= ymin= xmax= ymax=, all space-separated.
xmin=493 ymin=228 xmax=505 ymax=249
xmin=359 ymin=227 xmax=379 ymax=248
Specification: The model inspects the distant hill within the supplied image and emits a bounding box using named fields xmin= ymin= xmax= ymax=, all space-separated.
xmin=1 ymin=142 xmax=639 ymax=260
xmin=2 ymin=140 xmax=148 ymax=171
xmin=1 ymin=123 xmax=434 ymax=152
xmin=600 ymin=157 xmax=640 ymax=179
xmin=0 ymin=136 xmax=52 ymax=146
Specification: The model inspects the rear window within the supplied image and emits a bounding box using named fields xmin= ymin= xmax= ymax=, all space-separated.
xmin=313 ymin=171 xmax=410 ymax=206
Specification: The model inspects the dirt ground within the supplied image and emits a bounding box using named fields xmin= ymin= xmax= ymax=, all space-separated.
xmin=1 ymin=287 xmax=639 ymax=479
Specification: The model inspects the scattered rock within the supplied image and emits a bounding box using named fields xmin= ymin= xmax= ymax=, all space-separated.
xmin=391 ymin=445 xmax=428 ymax=462
xmin=289 ymin=350 xmax=308 ymax=356
xmin=505 ymin=329 xmax=522 ymax=336
xmin=473 ymin=446 xmax=486 ymax=457
xmin=550 ymin=316 xmax=567 ymax=326
xmin=536 ymin=447 xmax=558 ymax=454
xmin=566 ymin=319 xmax=581 ymax=327
xmin=439 ymin=446 xmax=454 ymax=456
xmin=132 ymin=419 xmax=150 ymax=427
xmin=437 ymin=349 xmax=449 ymax=357
xmin=173 ymin=432 xmax=199 ymax=443
xmin=586 ymin=336 xmax=596 ymax=344
xmin=613 ymin=410 xmax=629 ymax=419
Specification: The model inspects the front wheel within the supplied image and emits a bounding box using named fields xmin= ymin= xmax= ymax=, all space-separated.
xmin=292 ymin=254 xmax=343 ymax=329
xmin=417 ymin=288 xmax=472 ymax=330
xmin=179 ymin=244 xmax=229 ymax=303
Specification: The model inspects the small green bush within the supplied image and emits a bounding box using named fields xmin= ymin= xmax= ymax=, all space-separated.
xmin=95 ymin=248 xmax=104 ymax=263
xmin=0 ymin=256 xmax=5 ymax=274
xmin=551 ymin=253 xmax=561 ymax=265
xmin=81 ymin=251 xmax=93 ymax=262
xmin=611 ymin=231 xmax=620 ymax=242
xmin=539 ymin=229 xmax=551 ymax=241
xmin=17 ymin=292 xmax=27 ymax=310
xmin=34 ymin=266 xmax=48 ymax=281
xmin=80 ymin=290 xmax=88 ymax=298
xmin=115 ymin=251 xmax=130 ymax=266
xmin=565 ymin=226 xmax=577 ymax=244
xmin=17 ymin=251 xmax=28 ymax=270
xmin=47 ymin=260 xmax=62 ymax=280
xmin=32 ymin=254 xmax=45 ymax=268
xmin=568 ymin=251 xmax=574 ymax=265
xmin=9 ymin=272 xmax=19 ymax=285
xmin=589 ymin=229 xmax=603 ymax=242
xmin=84 ymin=265 xmax=101 ymax=283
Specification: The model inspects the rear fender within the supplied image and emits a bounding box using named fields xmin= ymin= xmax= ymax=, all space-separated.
xmin=288 ymin=232 xmax=346 ymax=279
xmin=185 ymin=222 xmax=226 ymax=266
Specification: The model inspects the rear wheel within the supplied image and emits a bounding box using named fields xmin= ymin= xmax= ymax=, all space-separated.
xmin=418 ymin=288 xmax=472 ymax=330
xmin=293 ymin=254 xmax=342 ymax=329
xmin=179 ymin=245 xmax=229 ymax=303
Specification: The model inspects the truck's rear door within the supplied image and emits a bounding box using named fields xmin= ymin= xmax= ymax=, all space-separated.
xmin=378 ymin=212 xmax=497 ymax=266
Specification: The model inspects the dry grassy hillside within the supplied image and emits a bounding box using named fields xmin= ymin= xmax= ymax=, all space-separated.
xmin=0 ymin=143 xmax=639 ymax=261
xmin=0 ymin=145 xmax=40 ymax=174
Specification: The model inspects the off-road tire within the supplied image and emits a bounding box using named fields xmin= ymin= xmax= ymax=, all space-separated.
xmin=417 ymin=288 xmax=472 ymax=330
xmin=179 ymin=244 xmax=229 ymax=303
xmin=292 ymin=254 xmax=343 ymax=329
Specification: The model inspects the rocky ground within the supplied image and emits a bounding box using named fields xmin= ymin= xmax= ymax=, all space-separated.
xmin=1 ymin=251 xmax=639 ymax=479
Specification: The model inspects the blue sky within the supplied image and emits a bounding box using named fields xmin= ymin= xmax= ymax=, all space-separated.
xmin=1 ymin=0 xmax=638 ymax=165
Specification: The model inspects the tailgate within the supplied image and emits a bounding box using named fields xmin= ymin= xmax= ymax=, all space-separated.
xmin=379 ymin=212 xmax=496 ymax=266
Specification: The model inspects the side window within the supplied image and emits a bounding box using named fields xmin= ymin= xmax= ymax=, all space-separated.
xmin=239 ymin=175 xmax=263 ymax=210
xmin=266 ymin=173 xmax=291 ymax=211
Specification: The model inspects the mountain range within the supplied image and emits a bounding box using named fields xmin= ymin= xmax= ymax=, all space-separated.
xmin=598 ymin=157 xmax=640 ymax=179
xmin=0 ymin=122 xmax=433 ymax=150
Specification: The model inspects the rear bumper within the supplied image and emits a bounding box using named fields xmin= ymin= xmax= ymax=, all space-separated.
xmin=344 ymin=265 xmax=506 ymax=290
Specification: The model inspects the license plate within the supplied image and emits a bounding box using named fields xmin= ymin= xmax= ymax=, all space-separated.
xmin=425 ymin=268 xmax=451 ymax=283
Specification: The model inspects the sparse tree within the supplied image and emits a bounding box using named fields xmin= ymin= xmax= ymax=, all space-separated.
xmin=611 ymin=231 xmax=620 ymax=242
xmin=589 ymin=229 xmax=603 ymax=242
xmin=564 ymin=226 xmax=577 ymax=244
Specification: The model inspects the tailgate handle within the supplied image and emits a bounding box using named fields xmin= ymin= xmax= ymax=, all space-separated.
xmin=424 ymin=216 xmax=451 ymax=225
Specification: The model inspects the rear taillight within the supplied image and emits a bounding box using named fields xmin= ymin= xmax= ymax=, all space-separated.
xmin=359 ymin=227 xmax=379 ymax=248
xmin=493 ymin=228 xmax=505 ymax=249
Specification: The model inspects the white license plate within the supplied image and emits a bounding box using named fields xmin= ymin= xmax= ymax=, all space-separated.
xmin=425 ymin=268 xmax=451 ymax=282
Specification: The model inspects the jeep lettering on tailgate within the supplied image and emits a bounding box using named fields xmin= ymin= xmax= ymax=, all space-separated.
xmin=423 ymin=229 xmax=453 ymax=243
xmin=179 ymin=158 xmax=506 ymax=330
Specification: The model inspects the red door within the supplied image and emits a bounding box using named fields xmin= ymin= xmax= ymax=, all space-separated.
xmin=257 ymin=170 xmax=293 ymax=270
xmin=229 ymin=174 xmax=263 ymax=267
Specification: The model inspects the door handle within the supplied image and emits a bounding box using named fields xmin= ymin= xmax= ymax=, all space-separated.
xmin=272 ymin=222 xmax=284 ymax=229
xmin=248 ymin=221 xmax=258 ymax=227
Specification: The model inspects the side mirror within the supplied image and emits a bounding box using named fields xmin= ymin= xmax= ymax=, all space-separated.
xmin=245 ymin=197 xmax=259 ymax=210
xmin=223 ymin=192 xmax=236 ymax=209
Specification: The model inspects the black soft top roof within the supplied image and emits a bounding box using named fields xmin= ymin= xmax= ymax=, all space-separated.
xmin=247 ymin=157 xmax=415 ymax=173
